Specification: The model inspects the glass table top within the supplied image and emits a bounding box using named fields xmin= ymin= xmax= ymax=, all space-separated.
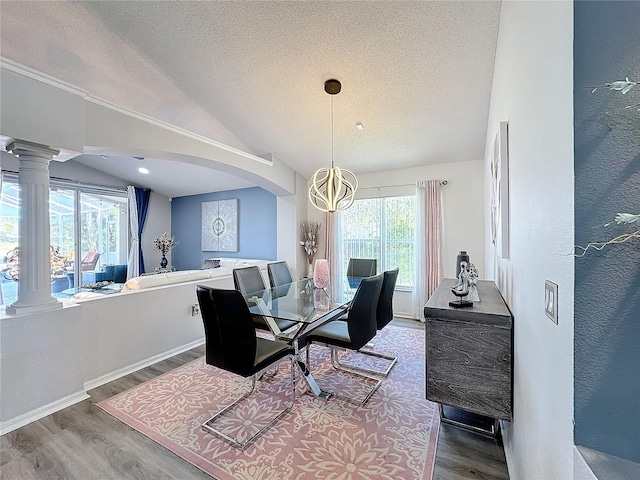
xmin=59 ymin=283 xmax=124 ymax=297
xmin=243 ymin=276 xmax=357 ymax=325
xmin=241 ymin=276 xmax=363 ymax=399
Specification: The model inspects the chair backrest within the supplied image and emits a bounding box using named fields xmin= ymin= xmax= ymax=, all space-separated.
xmin=233 ymin=266 xmax=266 ymax=295
xmin=346 ymin=258 xmax=377 ymax=278
xmin=346 ymin=273 xmax=383 ymax=350
xmin=81 ymin=252 xmax=100 ymax=271
xmin=376 ymin=268 xmax=399 ymax=330
xmin=196 ymin=286 xmax=257 ymax=377
xmin=267 ymin=261 xmax=293 ymax=288
xmin=102 ymin=264 xmax=128 ymax=283
xmin=267 ymin=261 xmax=294 ymax=299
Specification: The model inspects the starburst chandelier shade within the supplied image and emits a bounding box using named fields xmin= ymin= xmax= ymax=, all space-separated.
xmin=308 ymin=79 xmax=358 ymax=213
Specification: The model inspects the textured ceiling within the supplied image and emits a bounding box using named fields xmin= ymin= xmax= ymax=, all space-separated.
xmin=0 ymin=1 xmax=501 ymax=197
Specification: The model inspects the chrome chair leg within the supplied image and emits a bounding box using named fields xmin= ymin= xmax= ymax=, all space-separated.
xmin=333 ymin=346 xmax=398 ymax=377
xmin=259 ymin=364 xmax=280 ymax=380
xmin=202 ymin=356 xmax=295 ymax=450
xmin=328 ymin=348 xmax=382 ymax=406
xmin=304 ymin=344 xmax=381 ymax=406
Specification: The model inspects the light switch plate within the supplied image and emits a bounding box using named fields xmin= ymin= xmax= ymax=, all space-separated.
xmin=545 ymin=280 xmax=558 ymax=324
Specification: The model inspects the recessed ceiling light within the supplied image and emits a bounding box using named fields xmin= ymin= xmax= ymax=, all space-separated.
xmin=100 ymin=155 xmax=108 ymax=159
xmin=133 ymin=156 xmax=145 ymax=161
xmin=138 ymin=167 xmax=149 ymax=175
xmin=356 ymin=122 xmax=364 ymax=131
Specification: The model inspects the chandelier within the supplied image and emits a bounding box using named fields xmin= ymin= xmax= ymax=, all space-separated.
xmin=308 ymin=79 xmax=358 ymax=213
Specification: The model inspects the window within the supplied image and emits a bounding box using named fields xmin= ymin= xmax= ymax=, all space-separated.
xmin=78 ymin=191 xmax=129 ymax=284
xmin=50 ymin=188 xmax=76 ymax=266
xmin=339 ymin=195 xmax=415 ymax=288
xmin=0 ymin=174 xmax=129 ymax=304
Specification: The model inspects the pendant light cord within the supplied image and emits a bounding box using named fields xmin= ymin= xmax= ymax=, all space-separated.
xmin=309 ymin=79 xmax=357 ymax=213
xmin=331 ymin=95 xmax=334 ymax=168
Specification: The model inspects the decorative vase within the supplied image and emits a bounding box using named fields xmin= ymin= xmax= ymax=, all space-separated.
xmin=455 ymin=250 xmax=469 ymax=278
xmin=160 ymin=255 xmax=168 ymax=268
xmin=313 ymin=259 xmax=330 ymax=288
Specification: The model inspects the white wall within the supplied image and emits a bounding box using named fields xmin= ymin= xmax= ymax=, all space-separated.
xmin=0 ymin=269 xmax=246 ymax=433
xmin=0 ymin=67 xmax=86 ymax=153
xmin=0 ymin=304 xmax=86 ymax=431
xmin=353 ymin=160 xmax=485 ymax=318
xmin=278 ymin=172 xmax=310 ymax=279
xmin=81 ymin=279 xmax=213 ymax=388
xmin=142 ymin=192 xmax=172 ymax=271
xmin=1 ymin=64 xmax=297 ymax=197
xmin=355 ymin=160 xmax=485 ymax=279
xmin=2 ymin=151 xmax=129 ymax=189
xmin=485 ymin=2 xmax=575 ymax=479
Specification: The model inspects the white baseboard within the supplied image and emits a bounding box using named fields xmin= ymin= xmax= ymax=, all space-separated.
xmin=84 ymin=337 xmax=205 ymax=391
xmin=0 ymin=390 xmax=90 ymax=436
xmin=0 ymin=339 xmax=206 ymax=436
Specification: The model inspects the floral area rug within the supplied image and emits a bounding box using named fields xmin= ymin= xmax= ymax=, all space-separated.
xmin=98 ymin=325 xmax=439 ymax=480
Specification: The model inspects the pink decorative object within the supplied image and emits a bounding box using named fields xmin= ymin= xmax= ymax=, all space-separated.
xmin=313 ymin=258 xmax=330 ymax=288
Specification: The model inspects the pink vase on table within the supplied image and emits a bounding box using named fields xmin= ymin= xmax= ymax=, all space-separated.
xmin=313 ymin=259 xmax=330 ymax=288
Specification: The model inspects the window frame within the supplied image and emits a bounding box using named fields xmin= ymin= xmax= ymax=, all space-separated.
xmin=338 ymin=194 xmax=416 ymax=290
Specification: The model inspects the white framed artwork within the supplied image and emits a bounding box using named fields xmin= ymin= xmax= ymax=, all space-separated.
xmin=201 ymin=199 xmax=238 ymax=252
xmin=490 ymin=121 xmax=509 ymax=258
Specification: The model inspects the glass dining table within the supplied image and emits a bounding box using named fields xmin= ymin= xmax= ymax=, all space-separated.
xmin=243 ymin=276 xmax=357 ymax=399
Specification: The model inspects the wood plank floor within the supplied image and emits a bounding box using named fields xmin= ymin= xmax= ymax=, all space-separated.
xmin=1 ymin=320 xmax=509 ymax=479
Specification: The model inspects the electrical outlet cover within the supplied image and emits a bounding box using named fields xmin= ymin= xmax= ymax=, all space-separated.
xmin=545 ymin=280 xmax=558 ymax=324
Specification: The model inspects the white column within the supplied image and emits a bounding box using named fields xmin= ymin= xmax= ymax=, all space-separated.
xmin=6 ymin=140 xmax=62 ymax=315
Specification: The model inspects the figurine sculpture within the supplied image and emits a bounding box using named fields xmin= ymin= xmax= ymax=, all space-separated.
xmin=468 ymin=263 xmax=480 ymax=302
xmin=449 ymin=260 xmax=473 ymax=308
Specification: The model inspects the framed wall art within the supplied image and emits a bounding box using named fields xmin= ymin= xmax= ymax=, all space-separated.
xmin=490 ymin=121 xmax=509 ymax=258
xmin=201 ymin=199 xmax=238 ymax=252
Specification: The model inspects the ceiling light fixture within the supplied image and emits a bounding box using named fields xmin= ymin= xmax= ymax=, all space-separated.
xmin=138 ymin=167 xmax=149 ymax=174
xmin=356 ymin=122 xmax=364 ymax=131
xmin=308 ymin=79 xmax=358 ymax=213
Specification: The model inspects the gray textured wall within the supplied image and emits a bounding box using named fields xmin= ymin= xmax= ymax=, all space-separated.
xmin=574 ymin=1 xmax=640 ymax=463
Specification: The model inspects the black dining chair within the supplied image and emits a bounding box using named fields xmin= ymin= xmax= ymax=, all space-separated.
xmin=267 ymin=261 xmax=293 ymax=287
xmin=346 ymin=258 xmax=377 ymax=277
xmin=267 ymin=261 xmax=294 ymax=299
xmin=233 ymin=266 xmax=298 ymax=334
xmin=346 ymin=258 xmax=377 ymax=288
xmin=304 ymin=274 xmax=384 ymax=406
xmin=196 ymin=285 xmax=295 ymax=450
xmin=334 ymin=268 xmax=399 ymax=377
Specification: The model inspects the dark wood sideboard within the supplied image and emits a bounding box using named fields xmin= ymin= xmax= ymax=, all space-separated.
xmin=423 ymin=279 xmax=513 ymax=422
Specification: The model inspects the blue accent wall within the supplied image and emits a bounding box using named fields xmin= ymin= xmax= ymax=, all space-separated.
xmin=574 ymin=1 xmax=640 ymax=463
xmin=171 ymin=187 xmax=277 ymax=270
